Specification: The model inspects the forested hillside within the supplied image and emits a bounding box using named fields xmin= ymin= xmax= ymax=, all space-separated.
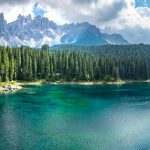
xmin=0 ymin=45 xmax=150 ymax=82
xmin=50 ymin=44 xmax=150 ymax=56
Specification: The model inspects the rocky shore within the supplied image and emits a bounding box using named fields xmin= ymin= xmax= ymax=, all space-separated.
xmin=0 ymin=84 xmax=22 ymax=92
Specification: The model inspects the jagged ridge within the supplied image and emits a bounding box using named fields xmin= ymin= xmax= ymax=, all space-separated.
xmin=0 ymin=13 xmax=128 ymax=48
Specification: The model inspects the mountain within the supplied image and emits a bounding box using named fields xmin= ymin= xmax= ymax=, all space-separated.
xmin=0 ymin=13 xmax=128 ymax=48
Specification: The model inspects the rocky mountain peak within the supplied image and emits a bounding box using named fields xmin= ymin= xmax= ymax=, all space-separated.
xmin=0 ymin=13 xmax=129 ymax=47
xmin=0 ymin=13 xmax=4 ymax=21
xmin=0 ymin=13 xmax=7 ymax=36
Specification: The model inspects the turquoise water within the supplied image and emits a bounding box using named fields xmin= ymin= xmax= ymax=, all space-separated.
xmin=1 ymin=83 xmax=150 ymax=150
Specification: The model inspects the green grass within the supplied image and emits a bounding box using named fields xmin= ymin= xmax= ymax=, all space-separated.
xmin=0 ymin=81 xmax=18 ymax=87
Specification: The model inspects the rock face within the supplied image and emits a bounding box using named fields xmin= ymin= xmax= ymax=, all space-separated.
xmin=0 ymin=13 xmax=129 ymax=48
xmin=0 ymin=13 xmax=8 ymax=42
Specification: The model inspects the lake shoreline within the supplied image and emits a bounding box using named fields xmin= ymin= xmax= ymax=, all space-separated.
xmin=0 ymin=79 xmax=150 ymax=92
xmin=19 ymin=79 xmax=150 ymax=85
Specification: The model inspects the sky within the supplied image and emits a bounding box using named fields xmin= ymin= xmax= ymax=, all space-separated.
xmin=0 ymin=0 xmax=150 ymax=44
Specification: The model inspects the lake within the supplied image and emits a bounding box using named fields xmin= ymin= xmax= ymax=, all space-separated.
xmin=0 ymin=83 xmax=150 ymax=150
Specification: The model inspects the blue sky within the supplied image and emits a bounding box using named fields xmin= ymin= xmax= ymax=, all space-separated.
xmin=135 ymin=0 xmax=150 ymax=7
xmin=33 ymin=2 xmax=46 ymax=17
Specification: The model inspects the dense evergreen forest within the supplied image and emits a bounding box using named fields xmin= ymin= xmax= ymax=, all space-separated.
xmin=0 ymin=44 xmax=150 ymax=82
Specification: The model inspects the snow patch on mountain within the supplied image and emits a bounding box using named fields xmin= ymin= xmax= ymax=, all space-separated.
xmin=0 ymin=13 xmax=129 ymax=48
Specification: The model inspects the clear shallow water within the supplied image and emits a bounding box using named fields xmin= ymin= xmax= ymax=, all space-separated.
xmin=1 ymin=83 xmax=150 ymax=150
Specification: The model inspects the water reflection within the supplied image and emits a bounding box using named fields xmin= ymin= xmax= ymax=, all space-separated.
xmin=0 ymin=83 xmax=150 ymax=149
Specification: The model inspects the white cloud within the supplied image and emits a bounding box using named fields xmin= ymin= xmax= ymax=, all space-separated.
xmin=43 ymin=4 xmax=68 ymax=25
xmin=0 ymin=2 xmax=34 ymax=22
xmin=97 ymin=0 xmax=150 ymax=44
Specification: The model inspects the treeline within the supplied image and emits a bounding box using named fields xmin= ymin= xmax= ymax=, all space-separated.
xmin=0 ymin=45 xmax=150 ymax=82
